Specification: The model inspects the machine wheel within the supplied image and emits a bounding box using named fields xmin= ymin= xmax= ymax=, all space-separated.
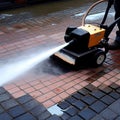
xmin=92 ymin=50 xmax=106 ymax=67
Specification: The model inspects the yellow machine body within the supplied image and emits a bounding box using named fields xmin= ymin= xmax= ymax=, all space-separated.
xmin=79 ymin=24 xmax=105 ymax=48
xmin=53 ymin=24 xmax=106 ymax=66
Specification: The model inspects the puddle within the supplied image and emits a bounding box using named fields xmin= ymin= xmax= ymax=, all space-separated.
xmin=0 ymin=0 xmax=97 ymax=26
xmin=86 ymin=12 xmax=115 ymax=21
xmin=0 ymin=14 xmax=13 ymax=20
xmin=48 ymin=104 xmax=63 ymax=116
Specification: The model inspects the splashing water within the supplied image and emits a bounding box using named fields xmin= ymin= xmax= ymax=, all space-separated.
xmin=75 ymin=12 xmax=115 ymax=20
xmin=86 ymin=12 xmax=115 ymax=21
xmin=0 ymin=43 xmax=69 ymax=86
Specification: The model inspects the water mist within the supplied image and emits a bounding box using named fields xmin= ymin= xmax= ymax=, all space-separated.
xmin=0 ymin=42 xmax=69 ymax=86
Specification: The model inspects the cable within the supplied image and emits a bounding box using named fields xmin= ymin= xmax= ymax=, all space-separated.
xmin=82 ymin=0 xmax=107 ymax=26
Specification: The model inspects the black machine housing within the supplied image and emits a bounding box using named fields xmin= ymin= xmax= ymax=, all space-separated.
xmin=54 ymin=26 xmax=105 ymax=67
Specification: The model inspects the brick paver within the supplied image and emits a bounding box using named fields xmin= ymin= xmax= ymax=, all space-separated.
xmin=0 ymin=2 xmax=120 ymax=120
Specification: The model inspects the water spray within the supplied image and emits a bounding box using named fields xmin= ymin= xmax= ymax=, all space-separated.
xmin=0 ymin=42 xmax=69 ymax=86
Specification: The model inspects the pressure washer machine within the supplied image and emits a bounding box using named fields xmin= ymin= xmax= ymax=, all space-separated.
xmin=53 ymin=0 xmax=120 ymax=67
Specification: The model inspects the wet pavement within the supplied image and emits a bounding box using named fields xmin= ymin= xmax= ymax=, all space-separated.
xmin=0 ymin=1 xmax=120 ymax=120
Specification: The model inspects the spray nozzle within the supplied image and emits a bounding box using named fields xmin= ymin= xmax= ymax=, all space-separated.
xmin=68 ymin=40 xmax=74 ymax=44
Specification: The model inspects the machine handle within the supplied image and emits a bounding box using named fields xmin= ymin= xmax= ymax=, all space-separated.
xmin=101 ymin=0 xmax=113 ymax=25
xmin=104 ymin=17 xmax=120 ymax=40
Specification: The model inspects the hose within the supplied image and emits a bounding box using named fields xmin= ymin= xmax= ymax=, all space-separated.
xmin=82 ymin=0 xmax=107 ymax=26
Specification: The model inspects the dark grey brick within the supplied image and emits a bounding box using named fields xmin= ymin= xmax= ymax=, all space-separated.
xmin=65 ymin=96 xmax=77 ymax=104
xmin=0 ymin=106 xmax=4 ymax=114
xmin=78 ymin=88 xmax=90 ymax=96
xmin=46 ymin=115 xmax=61 ymax=120
xmin=100 ymin=108 xmax=118 ymax=120
xmin=102 ymin=87 xmax=112 ymax=94
xmin=38 ymin=111 xmax=51 ymax=120
xmin=110 ymin=83 xmax=119 ymax=90
xmin=85 ymin=84 xmax=96 ymax=91
xmin=78 ymin=108 xmax=96 ymax=120
xmin=0 ymin=87 xmax=6 ymax=94
xmin=91 ymin=115 xmax=105 ymax=120
xmin=90 ymin=101 xmax=107 ymax=113
xmin=17 ymin=94 xmax=33 ymax=104
xmin=72 ymin=100 xmax=86 ymax=110
xmin=61 ymin=113 xmax=70 ymax=120
xmin=30 ymin=104 xmax=46 ymax=116
xmin=116 ymin=88 xmax=120 ymax=93
xmin=0 ymin=112 xmax=12 ymax=120
xmin=115 ymin=116 xmax=120 ymax=120
xmin=65 ymin=106 xmax=78 ymax=116
xmin=58 ymin=101 xmax=70 ymax=110
xmin=101 ymin=95 xmax=115 ymax=105
xmin=81 ymin=95 xmax=97 ymax=105
xmin=1 ymin=99 xmax=18 ymax=109
xmin=0 ymin=93 xmax=11 ymax=102
xmin=109 ymin=91 xmax=120 ymax=99
xmin=108 ymin=99 xmax=120 ymax=115
xmin=14 ymin=113 xmax=36 ymax=120
xmin=72 ymin=92 xmax=83 ymax=100
xmin=69 ymin=115 xmax=83 ymax=120
xmin=8 ymin=105 xmax=26 ymax=118
xmin=23 ymin=100 xmax=40 ymax=111
xmin=91 ymin=90 xmax=105 ymax=99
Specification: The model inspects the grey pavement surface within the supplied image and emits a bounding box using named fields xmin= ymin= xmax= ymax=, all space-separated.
xmin=0 ymin=84 xmax=120 ymax=120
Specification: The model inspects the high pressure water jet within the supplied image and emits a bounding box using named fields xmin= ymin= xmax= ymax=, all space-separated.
xmin=0 ymin=42 xmax=69 ymax=86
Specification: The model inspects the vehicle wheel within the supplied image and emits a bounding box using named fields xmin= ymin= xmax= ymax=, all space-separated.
xmin=92 ymin=50 xmax=106 ymax=67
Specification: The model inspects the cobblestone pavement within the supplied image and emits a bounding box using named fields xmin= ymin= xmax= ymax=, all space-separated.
xmin=0 ymin=2 xmax=120 ymax=120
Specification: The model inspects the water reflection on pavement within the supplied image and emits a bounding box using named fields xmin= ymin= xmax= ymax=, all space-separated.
xmin=0 ymin=0 xmax=115 ymax=26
